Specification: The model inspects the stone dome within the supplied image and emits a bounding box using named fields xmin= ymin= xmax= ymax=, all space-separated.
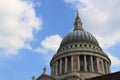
xmin=60 ymin=30 xmax=99 ymax=47
xmin=60 ymin=11 xmax=100 ymax=48
xmin=50 ymin=11 xmax=111 ymax=80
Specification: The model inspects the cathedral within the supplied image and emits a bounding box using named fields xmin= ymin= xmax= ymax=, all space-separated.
xmin=32 ymin=11 xmax=120 ymax=80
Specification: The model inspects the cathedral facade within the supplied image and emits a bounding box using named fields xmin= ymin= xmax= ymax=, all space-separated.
xmin=33 ymin=11 xmax=113 ymax=80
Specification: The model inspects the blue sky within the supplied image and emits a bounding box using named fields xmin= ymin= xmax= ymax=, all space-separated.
xmin=0 ymin=0 xmax=120 ymax=80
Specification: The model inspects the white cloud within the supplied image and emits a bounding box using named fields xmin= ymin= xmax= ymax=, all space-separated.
xmin=107 ymin=53 xmax=120 ymax=72
xmin=64 ymin=0 xmax=120 ymax=49
xmin=34 ymin=47 xmax=49 ymax=54
xmin=108 ymin=53 xmax=120 ymax=67
xmin=0 ymin=0 xmax=42 ymax=56
xmin=34 ymin=35 xmax=62 ymax=54
xmin=34 ymin=35 xmax=62 ymax=67
xmin=41 ymin=35 xmax=62 ymax=51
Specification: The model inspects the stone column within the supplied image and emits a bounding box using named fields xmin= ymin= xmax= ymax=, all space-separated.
xmin=53 ymin=64 xmax=54 ymax=75
xmin=90 ymin=56 xmax=94 ymax=72
xmin=97 ymin=57 xmax=99 ymax=73
xmin=65 ymin=57 xmax=67 ymax=72
xmin=105 ymin=61 xmax=108 ymax=74
xmin=51 ymin=65 xmax=53 ymax=76
xmin=107 ymin=63 xmax=109 ymax=73
xmin=56 ymin=61 xmax=58 ymax=75
xmin=60 ymin=59 xmax=62 ymax=74
xmin=71 ymin=56 xmax=73 ymax=71
xmin=108 ymin=63 xmax=111 ymax=73
xmin=51 ymin=66 xmax=52 ymax=76
xmin=102 ymin=59 xmax=105 ymax=73
xmin=84 ymin=55 xmax=87 ymax=71
xmin=78 ymin=55 xmax=80 ymax=70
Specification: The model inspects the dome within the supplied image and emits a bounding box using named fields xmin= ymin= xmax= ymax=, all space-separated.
xmin=60 ymin=11 xmax=100 ymax=48
xmin=50 ymin=11 xmax=111 ymax=80
xmin=60 ymin=30 xmax=99 ymax=47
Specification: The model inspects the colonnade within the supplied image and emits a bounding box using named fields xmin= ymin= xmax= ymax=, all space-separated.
xmin=51 ymin=55 xmax=110 ymax=76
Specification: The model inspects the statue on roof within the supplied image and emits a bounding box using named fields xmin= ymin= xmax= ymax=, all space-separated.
xmin=43 ymin=67 xmax=46 ymax=74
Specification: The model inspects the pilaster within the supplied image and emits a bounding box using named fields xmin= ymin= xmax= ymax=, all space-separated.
xmin=102 ymin=59 xmax=105 ymax=73
xmin=78 ymin=55 xmax=80 ymax=70
xmin=56 ymin=61 xmax=58 ymax=75
xmin=84 ymin=55 xmax=87 ymax=71
xmin=90 ymin=56 xmax=94 ymax=72
xmin=65 ymin=57 xmax=67 ymax=72
xmin=60 ymin=59 xmax=62 ymax=74
xmin=97 ymin=57 xmax=99 ymax=73
xmin=71 ymin=56 xmax=73 ymax=71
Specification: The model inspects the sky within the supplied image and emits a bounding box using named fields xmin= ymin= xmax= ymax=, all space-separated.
xmin=0 ymin=0 xmax=120 ymax=80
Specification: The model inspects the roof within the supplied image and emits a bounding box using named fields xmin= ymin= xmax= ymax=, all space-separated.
xmin=60 ymin=30 xmax=99 ymax=47
xmin=87 ymin=71 xmax=120 ymax=80
xmin=59 ymin=10 xmax=100 ymax=48
xmin=36 ymin=74 xmax=55 ymax=80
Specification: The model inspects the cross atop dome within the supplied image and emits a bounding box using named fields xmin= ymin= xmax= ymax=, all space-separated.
xmin=76 ymin=10 xmax=79 ymax=18
xmin=74 ymin=10 xmax=83 ymax=31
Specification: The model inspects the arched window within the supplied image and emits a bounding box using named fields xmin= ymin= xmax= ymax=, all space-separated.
xmin=99 ymin=59 xmax=103 ymax=72
xmin=73 ymin=55 xmax=78 ymax=71
xmin=67 ymin=56 xmax=71 ymax=72
xmin=80 ymin=55 xmax=84 ymax=71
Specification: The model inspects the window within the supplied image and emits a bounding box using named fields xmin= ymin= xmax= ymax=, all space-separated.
xmin=80 ymin=55 xmax=84 ymax=71
xmin=89 ymin=45 xmax=91 ymax=48
xmin=66 ymin=46 xmax=68 ymax=49
xmin=80 ymin=44 xmax=82 ymax=47
xmin=70 ymin=45 xmax=73 ymax=48
xmin=80 ymin=66 xmax=84 ymax=71
xmin=84 ymin=44 xmax=87 ymax=47
xmin=67 ymin=56 xmax=71 ymax=72
xmin=75 ymin=44 xmax=77 ymax=47
xmin=99 ymin=59 xmax=103 ymax=72
xmin=73 ymin=55 xmax=78 ymax=71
